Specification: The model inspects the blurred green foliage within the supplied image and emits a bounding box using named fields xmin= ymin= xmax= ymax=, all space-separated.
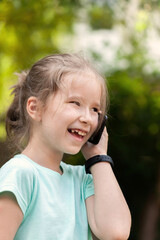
xmin=0 ymin=0 xmax=160 ymax=239
xmin=88 ymin=5 xmax=113 ymax=29
xmin=0 ymin=0 xmax=81 ymax=138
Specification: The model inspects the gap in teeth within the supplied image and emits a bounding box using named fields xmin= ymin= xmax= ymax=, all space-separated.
xmin=70 ymin=129 xmax=86 ymax=136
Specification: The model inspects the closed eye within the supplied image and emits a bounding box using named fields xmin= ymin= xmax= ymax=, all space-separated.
xmin=69 ymin=101 xmax=80 ymax=106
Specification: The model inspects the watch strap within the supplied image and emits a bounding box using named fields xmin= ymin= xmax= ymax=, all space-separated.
xmin=85 ymin=155 xmax=114 ymax=174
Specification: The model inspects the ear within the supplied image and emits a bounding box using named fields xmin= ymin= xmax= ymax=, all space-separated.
xmin=26 ymin=96 xmax=43 ymax=121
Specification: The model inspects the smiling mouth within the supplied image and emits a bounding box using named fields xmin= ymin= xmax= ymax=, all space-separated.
xmin=68 ymin=129 xmax=87 ymax=139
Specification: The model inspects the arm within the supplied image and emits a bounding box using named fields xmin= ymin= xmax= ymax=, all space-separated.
xmin=82 ymin=128 xmax=131 ymax=240
xmin=0 ymin=192 xmax=23 ymax=240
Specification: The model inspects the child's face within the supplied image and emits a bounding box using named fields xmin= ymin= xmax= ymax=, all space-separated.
xmin=38 ymin=72 xmax=102 ymax=155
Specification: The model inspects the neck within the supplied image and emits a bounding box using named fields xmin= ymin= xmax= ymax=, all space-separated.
xmin=22 ymin=137 xmax=63 ymax=174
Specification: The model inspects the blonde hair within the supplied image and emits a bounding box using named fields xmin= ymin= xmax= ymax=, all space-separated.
xmin=5 ymin=53 xmax=109 ymax=150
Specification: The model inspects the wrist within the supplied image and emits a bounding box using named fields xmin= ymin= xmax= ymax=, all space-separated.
xmin=85 ymin=151 xmax=107 ymax=161
xmin=90 ymin=161 xmax=111 ymax=173
xmin=85 ymin=155 xmax=114 ymax=174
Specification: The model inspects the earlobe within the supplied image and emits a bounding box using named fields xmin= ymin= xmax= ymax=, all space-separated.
xmin=26 ymin=97 xmax=42 ymax=121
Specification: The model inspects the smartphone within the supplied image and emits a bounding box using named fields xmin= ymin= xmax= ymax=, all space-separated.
xmin=88 ymin=115 xmax=108 ymax=145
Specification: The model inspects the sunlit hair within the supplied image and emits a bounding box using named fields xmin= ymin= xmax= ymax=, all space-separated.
xmin=5 ymin=53 xmax=109 ymax=150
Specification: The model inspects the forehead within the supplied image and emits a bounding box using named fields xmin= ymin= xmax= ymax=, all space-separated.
xmin=61 ymin=72 xmax=102 ymax=98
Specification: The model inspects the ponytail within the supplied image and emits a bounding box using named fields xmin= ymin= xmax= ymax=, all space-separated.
xmin=5 ymin=71 xmax=30 ymax=150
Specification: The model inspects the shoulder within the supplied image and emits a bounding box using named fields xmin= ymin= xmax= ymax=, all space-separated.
xmin=0 ymin=154 xmax=36 ymax=181
xmin=61 ymin=161 xmax=93 ymax=183
xmin=61 ymin=161 xmax=85 ymax=177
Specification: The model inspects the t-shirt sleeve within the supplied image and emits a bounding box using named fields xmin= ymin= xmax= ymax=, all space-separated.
xmin=83 ymin=170 xmax=94 ymax=200
xmin=0 ymin=158 xmax=34 ymax=215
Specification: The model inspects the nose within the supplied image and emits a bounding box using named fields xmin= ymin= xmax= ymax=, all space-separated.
xmin=79 ymin=109 xmax=92 ymax=125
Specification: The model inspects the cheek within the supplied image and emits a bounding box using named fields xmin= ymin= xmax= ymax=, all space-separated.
xmin=56 ymin=108 xmax=78 ymax=127
xmin=92 ymin=116 xmax=99 ymax=131
xmin=65 ymin=105 xmax=80 ymax=117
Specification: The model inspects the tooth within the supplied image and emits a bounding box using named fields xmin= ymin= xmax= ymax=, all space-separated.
xmin=79 ymin=131 xmax=86 ymax=136
xmin=70 ymin=129 xmax=86 ymax=136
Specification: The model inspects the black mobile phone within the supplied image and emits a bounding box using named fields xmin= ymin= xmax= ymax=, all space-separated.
xmin=88 ymin=115 xmax=108 ymax=145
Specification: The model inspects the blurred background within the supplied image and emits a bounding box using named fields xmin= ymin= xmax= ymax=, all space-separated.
xmin=0 ymin=0 xmax=160 ymax=239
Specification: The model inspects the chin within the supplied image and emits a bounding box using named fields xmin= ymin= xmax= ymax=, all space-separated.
xmin=65 ymin=147 xmax=81 ymax=155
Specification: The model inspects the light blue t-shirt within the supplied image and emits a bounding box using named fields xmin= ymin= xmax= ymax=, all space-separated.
xmin=0 ymin=154 xmax=95 ymax=240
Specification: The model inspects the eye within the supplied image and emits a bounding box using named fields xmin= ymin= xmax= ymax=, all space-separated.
xmin=92 ymin=108 xmax=102 ymax=117
xmin=93 ymin=108 xmax=98 ymax=112
xmin=70 ymin=101 xmax=80 ymax=106
xmin=92 ymin=107 xmax=99 ymax=113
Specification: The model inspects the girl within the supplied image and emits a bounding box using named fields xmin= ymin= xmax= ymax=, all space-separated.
xmin=0 ymin=53 xmax=131 ymax=240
